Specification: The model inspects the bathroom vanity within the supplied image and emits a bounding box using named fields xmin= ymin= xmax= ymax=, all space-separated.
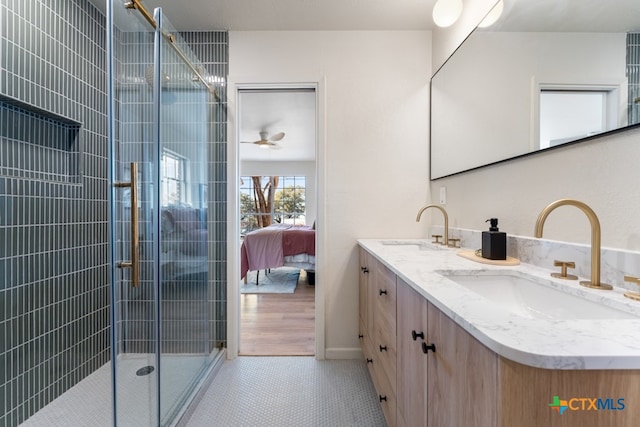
xmin=358 ymin=239 xmax=640 ymax=427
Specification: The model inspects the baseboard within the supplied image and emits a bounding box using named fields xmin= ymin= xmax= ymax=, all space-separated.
xmin=324 ymin=347 xmax=363 ymax=359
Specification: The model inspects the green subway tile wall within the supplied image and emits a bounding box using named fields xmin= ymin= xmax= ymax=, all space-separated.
xmin=0 ymin=1 xmax=109 ymax=424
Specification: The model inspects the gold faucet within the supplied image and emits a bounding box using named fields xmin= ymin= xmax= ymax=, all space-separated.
xmin=416 ymin=204 xmax=448 ymax=245
xmin=534 ymin=199 xmax=612 ymax=290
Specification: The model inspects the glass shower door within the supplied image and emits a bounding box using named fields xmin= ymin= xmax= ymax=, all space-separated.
xmin=108 ymin=2 xmax=219 ymax=426
xmin=154 ymin=8 xmax=212 ymax=424
xmin=108 ymin=2 xmax=159 ymax=425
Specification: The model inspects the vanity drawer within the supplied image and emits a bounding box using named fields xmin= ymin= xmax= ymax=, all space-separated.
xmin=374 ymin=262 xmax=397 ymax=328
xmin=360 ymin=319 xmax=373 ymax=364
xmin=375 ymin=326 xmax=397 ymax=393
xmin=375 ymin=364 xmax=397 ymax=427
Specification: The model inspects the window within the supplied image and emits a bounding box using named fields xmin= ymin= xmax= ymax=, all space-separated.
xmin=538 ymin=86 xmax=618 ymax=149
xmin=161 ymin=149 xmax=186 ymax=206
xmin=273 ymin=176 xmax=306 ymax=224
xmin=240 ymin=176 xmax=306 ymax=235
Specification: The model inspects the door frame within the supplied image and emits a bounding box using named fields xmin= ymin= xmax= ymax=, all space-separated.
xmin=227 ymin=81 xmax=326 ymax=359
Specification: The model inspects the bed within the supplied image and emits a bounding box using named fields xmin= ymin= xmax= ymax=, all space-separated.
xmin=241 ymin=223 xmax=316 ymax=284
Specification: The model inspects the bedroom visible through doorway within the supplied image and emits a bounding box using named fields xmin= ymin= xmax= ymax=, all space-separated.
xmin=237 ymin=87 xmax=317 ymax=356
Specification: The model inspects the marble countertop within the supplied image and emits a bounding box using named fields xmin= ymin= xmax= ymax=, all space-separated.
xmin=358 ymin=239 xmax=640 ymax=370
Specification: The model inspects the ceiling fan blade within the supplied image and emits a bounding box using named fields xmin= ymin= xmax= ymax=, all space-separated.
xmin=269 ymin=132 xmax=285 ymax=142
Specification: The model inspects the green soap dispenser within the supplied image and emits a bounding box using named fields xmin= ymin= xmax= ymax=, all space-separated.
xmin=481 ymin=218 xmax=506 ymax=260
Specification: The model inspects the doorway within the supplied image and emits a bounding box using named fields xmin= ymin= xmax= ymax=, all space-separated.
xmin=236 ymin=87 xmax=318 ymax=356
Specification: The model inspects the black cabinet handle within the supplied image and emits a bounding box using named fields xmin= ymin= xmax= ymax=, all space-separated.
xmin=366 ymin=358 xmax=373 ymax=364
xmin=422 ymin=342 xmax=436 ymax=353
xmin=411 ymin=330 xmax=424 ymax=341
xmin=379 ymin=345 xmax=387 ymax=352
xmin=379 ymin=289 xmax=387 ymax=295
xmin=358 ymin=334 xmax=364 ymax=339
xmin=361 ymin=266 xmax=369 ymax=273
xmin=379 ymin=395 xmax=387 ymax=402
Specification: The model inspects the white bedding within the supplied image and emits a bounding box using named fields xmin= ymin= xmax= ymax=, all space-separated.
xmin=283 ymin=253 xmax=316 ymax=271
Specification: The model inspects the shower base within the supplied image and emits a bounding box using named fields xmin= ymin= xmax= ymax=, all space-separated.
xmin=20 ymin=352 xmax=217 ymax=427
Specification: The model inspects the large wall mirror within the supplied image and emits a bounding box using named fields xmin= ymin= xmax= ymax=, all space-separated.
xmin=430 ymin=0 xmax=640 ymax=179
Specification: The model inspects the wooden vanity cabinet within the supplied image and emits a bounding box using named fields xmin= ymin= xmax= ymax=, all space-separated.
xmin=396 ymin=279 xmax=497 ymax=426
xmin=358 ymin=249 xmax=373 ymax=345
xmin=361 ymin=247 xmax=495 ymax=427
xmin=360 ymin=247 xmax=640 ymax=427
xmin=359 ymin=250 xmax=397 ymax=426
xmin=425 ymin=294 xmax=498 ymax=426
xmin=373 ymin=260 xmax=397 ymax=425
xmin=396 ymin=279 xmax=429 ymax=426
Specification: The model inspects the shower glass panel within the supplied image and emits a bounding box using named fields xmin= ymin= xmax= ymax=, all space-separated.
xmin=155 ymin=8 xmax=214 ymax=424
xmin=108 ymin=1 xmax=223 ymax=425
xmin=109 ymin=3 xmax=158 ymax=425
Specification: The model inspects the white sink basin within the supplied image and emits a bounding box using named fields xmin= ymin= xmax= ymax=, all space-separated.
xmin=438 ymin=270 xmax=637 ymax=320
xmin=380 ymin=240 xmax=446 ymax=251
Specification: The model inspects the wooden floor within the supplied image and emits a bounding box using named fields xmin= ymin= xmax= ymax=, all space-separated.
xmin=240 ymin=270 xmax=315 ymax=356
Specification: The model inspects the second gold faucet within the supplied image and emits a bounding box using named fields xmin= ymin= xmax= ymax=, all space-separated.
xmin=534 ymin=199 xmax=612 ymax=290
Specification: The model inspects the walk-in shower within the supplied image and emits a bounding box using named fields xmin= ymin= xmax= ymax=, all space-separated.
xmin=108 ymin=1 xmax=226 ymax=424
xmin=110 ymin=0 xmax=229 ymax=424
xmin=0 ymin=0 xmax=227 ymax=425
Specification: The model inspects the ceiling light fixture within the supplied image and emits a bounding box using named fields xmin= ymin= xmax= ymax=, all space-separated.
xmin=478 ymin=0 xmax=504 ymax=28
xmin=432 ymin=0 xmax=463 ymax=28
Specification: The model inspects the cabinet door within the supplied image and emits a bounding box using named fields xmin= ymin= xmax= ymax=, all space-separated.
xmin=427 ymin=301 xmax=498 ymax=427
xmin=358 ymin=249 xmax=372 ymax=333
xmin=367 ymin=256 xmax=397 ymax=427
xmin=373 ymin=261 xmax=397 ymax=390
xmin=373 ymin=260 xmax=396 ymax=336
xmin=396 ymin=280 xmax=429 ymax=427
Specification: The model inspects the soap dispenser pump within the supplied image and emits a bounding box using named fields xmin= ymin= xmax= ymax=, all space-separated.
xmin=482 ymin=218 xmax=507 ymax=260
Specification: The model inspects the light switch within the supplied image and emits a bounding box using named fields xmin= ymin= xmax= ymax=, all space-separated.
xmin=439 ymin=187 xmax=447 ymax=204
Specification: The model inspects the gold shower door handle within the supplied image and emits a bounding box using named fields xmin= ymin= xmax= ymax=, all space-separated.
xmin=115 ymin=162 xmax=140 ymax=287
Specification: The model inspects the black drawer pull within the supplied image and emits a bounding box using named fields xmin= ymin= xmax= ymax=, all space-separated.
xmin=411 ymin=330 xmax=424 ymax=341
xmin=361 ymin=266 xmax=369 ymax=273
xmin=358 ymin=334 xmax=364 ymax=339
xmin=379 ymin=289 xmax=387 ymax=295
xmin=366 ymin=358 xmax=373 ymax=364
xmin=379 ymin=345 xmax=387 ymax=352
xmin=422 ymin=342 xmax=436 ymax=353
xmin=379 ymin=395 xmax=387 ymax=402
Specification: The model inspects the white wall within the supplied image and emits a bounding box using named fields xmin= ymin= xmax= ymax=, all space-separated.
xmin=241 ymin=160 xmax=317 ymax=226
xmin=229 ymin=31 xmax=432 ymax=358
xmin=430 ymin=126 xmax=640 ymax=251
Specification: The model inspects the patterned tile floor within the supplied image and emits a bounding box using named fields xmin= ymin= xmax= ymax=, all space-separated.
xmin=18 ymin=356 xmax=385 ymax=426
xmin=185 ymin=357 xmax=387 ymax=427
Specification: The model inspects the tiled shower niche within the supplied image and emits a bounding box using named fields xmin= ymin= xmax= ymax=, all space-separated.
xmin=0 ymin=95 xmax=81 ymax=183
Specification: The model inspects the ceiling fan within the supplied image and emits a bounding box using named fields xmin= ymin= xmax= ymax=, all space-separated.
xmin=240 ymin=131 xmax=285 ymax=149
